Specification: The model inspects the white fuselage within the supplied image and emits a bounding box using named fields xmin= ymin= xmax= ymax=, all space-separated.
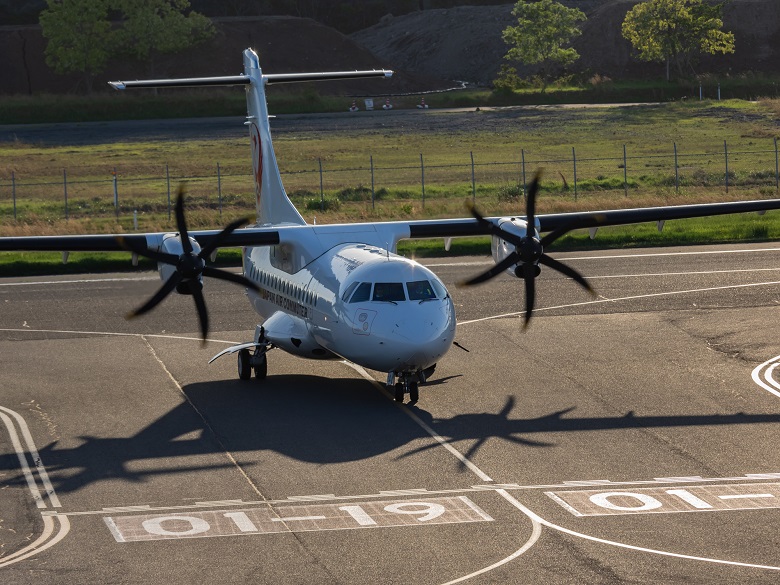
xmin=242 ymin=233 xmax=456 ymax=374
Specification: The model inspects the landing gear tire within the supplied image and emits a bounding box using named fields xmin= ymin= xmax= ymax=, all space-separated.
xmin=238 ymin=348 xmax=252 ymax=380
xmin=254 ymin=352 xmax=267 ymax=379
xmin=408 ymin=381 xmax=419 ymax=403
xmin=394 ymin=382 xmax=404 ymax=403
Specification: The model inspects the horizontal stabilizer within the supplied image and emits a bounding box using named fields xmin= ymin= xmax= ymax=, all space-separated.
xmin=109 ymin=75 xmax=251 ymax=90
xmin=265 ymin=70 xmax=392 ymax=85
xmin=109 ymin=70 xmax=392 ymax=91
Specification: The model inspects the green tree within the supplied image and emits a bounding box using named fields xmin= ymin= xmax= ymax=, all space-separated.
xmin=500 ymin=0 xmax=586 ymax=92
xmin=622 ymin=0 xmax=735 ymax=81
xmin=116 ymin=0 xmax=215 ymax=77
xmin=39 ymin=0 xmax=115 ymax=94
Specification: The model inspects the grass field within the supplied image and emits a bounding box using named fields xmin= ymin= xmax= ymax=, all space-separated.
xmin=2 ymin=97 xmax=780 ymax=274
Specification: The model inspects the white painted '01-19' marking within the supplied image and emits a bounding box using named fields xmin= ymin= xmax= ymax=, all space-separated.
xmin=104 ymin=497 xmax=493 ymax=542
xmin=546 ymin=482 xmax=780 ymax=517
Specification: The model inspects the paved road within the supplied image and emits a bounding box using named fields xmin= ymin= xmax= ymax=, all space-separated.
xmin=2 ymin=243 xmax=780 ymax=583
xmin=0 ymin=103 xmax=661 ymax=146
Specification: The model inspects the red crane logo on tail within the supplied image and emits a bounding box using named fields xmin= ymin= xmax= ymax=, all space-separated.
xmin=250 ymin=123 xmax=264 ymax=206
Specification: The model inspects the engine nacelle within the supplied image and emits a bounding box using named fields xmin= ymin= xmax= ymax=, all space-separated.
xmin=158 ymin=233 xmax=204 ymax=294
xmin=491 ymin=216 xmax=540 ymax=278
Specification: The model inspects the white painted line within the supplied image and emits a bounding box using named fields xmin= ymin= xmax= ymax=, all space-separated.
xmin=0 ymin=410 xmax=45 ymax=508
xmin=270 ymin=516 xmax=327 ymax=522
xmin=103 ymin=517 xmax=126 ymax=543
xmin=0 ymin=405 xmax=61 ymax=508
xmin=0 ymin=276 xmax=159 ymax=287
xmin=497 ymin=489 xmax=780 ymax=572
xmin=0 ymin=406 xmax=71 ymax=566
xmin=543 ymin=492 xmax=585 ymax=517
xmin=0 ymin=514 xmax=71 ymax=567
xmin=752 ymin=355 xmax=780 ymax=398
xmin=437 ymin=495 xmax=541 ymax=585
xmin=718 ymin=494 xmax=774 ymax=500
xmin=0 ymin=327 xmax=238 ymax=345
xmin=458 ymin=280 xmax=780 ymax=326
xmin=345 ymin=362 xmax=493 ymax=482
xmin=559 ymin=246 xmax=780 ymax=261
xmin=458 ymin=496 xmax=495 ymax=522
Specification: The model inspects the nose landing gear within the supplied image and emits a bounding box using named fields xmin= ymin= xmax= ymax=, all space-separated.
xmin=387 ymin=366 xmax=435 ymax=404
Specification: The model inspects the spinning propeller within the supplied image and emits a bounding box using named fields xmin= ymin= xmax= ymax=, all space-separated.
xmin=462 ymin=172 xmax=596 ymax=328
xmin=118 ymin=186 xmax=259 ymax=341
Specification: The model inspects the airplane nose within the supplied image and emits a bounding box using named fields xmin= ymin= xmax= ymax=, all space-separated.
xmin=387 ymin=301 xmax=455 ymax=370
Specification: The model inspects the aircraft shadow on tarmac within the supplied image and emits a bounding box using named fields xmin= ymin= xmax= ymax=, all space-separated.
xmin=3 ymin=377 xmax=780 ymax=494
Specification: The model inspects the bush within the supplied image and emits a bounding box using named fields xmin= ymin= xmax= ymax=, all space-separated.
xmin=305 ymin=197 xmax=340 ymax=212
xmin=497 ymin=184 xmax=524 ymax=202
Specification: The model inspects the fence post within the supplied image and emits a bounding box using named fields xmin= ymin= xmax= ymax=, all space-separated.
xmin=623 ymin=144 xmax=628 ymax=197
xmin=521 ymin=148 xmax=527 ymax=199
xmin=113 ymin=167 xmax=119 ymax=218
xmin=775 ymin=137 xmax=779 ymax=191
xmin=572 ymin=146 xmax=578 ymax=201
xmin=318 ymin=158 xmax=324 ymax=211
xmin=717 ymin=83 xmax=721 ymax=101
xmin=166 ymin=163 xmax=171 ymax=221
xmin=420 ymin=153 xmax=426 ymax=209
xmin=470 ymin=151 xmax=476 ymax=203
xmin=11 ymin=171 xmax=16 ymax=220
xmin=724 ymin=140 xmax=729 ymax=193
xmin=217 ymin=162 xmax=222 ymax=216
xmin=370 ymin=155 xmax=375 ymax=210
xmin=674 ymin=142 xmax=679 ymax=192
xmin=63 ymin=168 xmax=68 ymax=221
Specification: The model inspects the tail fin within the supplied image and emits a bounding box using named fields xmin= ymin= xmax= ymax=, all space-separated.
xmin=109 ymin=48 xmax=392 ymax=226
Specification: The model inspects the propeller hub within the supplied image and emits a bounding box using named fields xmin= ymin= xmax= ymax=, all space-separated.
xmin=177 ymin=252 xmax=205 ymax=280
xmin=518 ymin=237 xmax=543 ymax=264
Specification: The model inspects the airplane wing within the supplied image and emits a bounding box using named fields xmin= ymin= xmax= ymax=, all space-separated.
xmin=403 ymin=198 xmax=780 ymax=240
xmin=0 ymin=227 xmax=281 ymax=252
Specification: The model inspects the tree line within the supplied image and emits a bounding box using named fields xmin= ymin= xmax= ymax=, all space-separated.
xmin=40 ymin=0 xmax=736 ymax=95
xmin=498 ymin=0 xmax=735 ymax=91
xmin=39 ymin=0 xmax=214 ymax=94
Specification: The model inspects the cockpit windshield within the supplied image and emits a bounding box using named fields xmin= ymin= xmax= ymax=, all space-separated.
xmin=373 ymin=282 xmax=406 ymax=302
xmin=406 ymin=280 xmax=436 ymax=301
xmin=347 ymin=279 xmax=446 ymax=303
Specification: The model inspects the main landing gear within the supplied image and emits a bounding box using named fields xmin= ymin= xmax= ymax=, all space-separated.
xmin=387 ymin=364 xmax=436 ymax=404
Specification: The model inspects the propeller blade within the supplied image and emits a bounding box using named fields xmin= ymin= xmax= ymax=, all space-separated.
xmin=539 ymin=222 xmax=575 ymax=248
xmin=460 ymin=252 xmax=520 ymax=286
xmin=198 ymin=216 xmax=251 ymax=259
xmin=538 ymin=254 xmax=595 ymax=295
xmin=202 ymin=266 xmax=261 ymax=292
xmin=525 ymin=172 xmax=541 ymax=230
xmin=116 ymin=236 xmax=179 ymax=265
xmin=174 ymin=187 xmax=193 ymax=255
xmin=126 ymin=273 xmax=181 ymax=319
xmin=522 ymin=263 xmax=536 ymax=329
xmin=192 ymin=285 xmax=209 ymax=341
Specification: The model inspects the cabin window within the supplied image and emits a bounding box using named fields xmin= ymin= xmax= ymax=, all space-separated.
xmin=349 ymin=282 xmax=372 ymax=303
xmin=430 ymin=278 xmax=448 ymax=299
xmin=373 ymin=282 xmax=406 ymax=302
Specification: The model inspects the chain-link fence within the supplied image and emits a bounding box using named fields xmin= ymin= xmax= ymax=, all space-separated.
xmin=3 ymin=140 xmax=779 ymax=223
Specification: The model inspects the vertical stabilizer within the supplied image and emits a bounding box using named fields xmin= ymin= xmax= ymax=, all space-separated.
xmin=109 ymin=49 xmax=391 ymax=227
xmin=243 ymin=49 xmax=306 ymax=226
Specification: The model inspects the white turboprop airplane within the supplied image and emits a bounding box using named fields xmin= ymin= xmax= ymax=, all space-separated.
xmin=3 ymin=48 xmax=780 ymax=403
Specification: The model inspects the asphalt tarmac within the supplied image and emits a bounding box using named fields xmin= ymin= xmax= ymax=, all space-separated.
xmin=2 ymin=243 xmax=780 ymax=584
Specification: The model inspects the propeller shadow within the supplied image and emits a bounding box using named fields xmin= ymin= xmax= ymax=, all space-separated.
xmin=3 ymin=384 xmax=780 ymax=494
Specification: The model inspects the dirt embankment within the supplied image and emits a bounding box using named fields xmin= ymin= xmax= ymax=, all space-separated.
xmin=352 ymin=1 xmax=780 ymax=86
xmin=2 ymin=2 xmax=779 ymax=95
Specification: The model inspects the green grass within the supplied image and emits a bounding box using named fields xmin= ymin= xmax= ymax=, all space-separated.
xmin=3 ymin=96 xmax=780 ymax=275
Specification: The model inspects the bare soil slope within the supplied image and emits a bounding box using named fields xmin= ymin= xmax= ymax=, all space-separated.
xmin=0 ymin=16 xmax=448 ymax=95
xmin=2 ymin=2 xmax=779 ymax=95
xmin=352 ymin=1 xmax=780 ymax=85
